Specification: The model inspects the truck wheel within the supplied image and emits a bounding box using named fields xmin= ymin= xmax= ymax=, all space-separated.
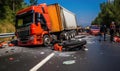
xmin=65 ymin=35 xmax=69 ymax=40
xmin=43 ymin=35 xmax=51 ymax=46
xmin=73 ymin=33 xmax=76 ymax=37
xmin=51 ymin=35 xmax=57 ymax=41
xmin=69 ymin=35 xmax=72 ymax=40
xmin=64 ymin=32 xmax=68 ymax=40
xmin=71 ymin=34 xmax=73 ymax=38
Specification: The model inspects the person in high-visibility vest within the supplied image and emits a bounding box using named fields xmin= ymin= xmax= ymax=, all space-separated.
xmin=110 ymin=22 xmax=116 ymax=42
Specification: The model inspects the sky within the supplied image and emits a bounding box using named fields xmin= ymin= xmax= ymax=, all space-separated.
xmin=25 ymin=0 xmax=106 ymax=27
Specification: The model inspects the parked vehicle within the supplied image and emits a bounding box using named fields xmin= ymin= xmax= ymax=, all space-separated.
xmin=15 ymin=3 xmax=77 ymax=46
xmin=89 ymin=25 xmax=100 ymax=35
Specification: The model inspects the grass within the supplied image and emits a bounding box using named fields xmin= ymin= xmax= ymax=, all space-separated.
xmin=0 ymin=21 xmax=15 ymax=41
xmin=0 ymin=22 xmax=15 ymax=33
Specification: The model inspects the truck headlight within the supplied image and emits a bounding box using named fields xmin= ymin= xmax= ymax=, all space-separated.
xmin=30 ymin=36 xmax=34 ymax=40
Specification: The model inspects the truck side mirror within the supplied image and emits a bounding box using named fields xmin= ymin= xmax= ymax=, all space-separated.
xmin=35 ymin=13 xmax=41 ymax=24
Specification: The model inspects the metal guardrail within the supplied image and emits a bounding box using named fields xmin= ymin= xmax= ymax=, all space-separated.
xmin=0 ymin=33 xmax=15 ymax=38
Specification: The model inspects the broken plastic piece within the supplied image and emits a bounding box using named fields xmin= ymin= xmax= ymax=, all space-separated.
xmin=54 ymin=43 xmax=63 ymax=51
xmin=84 ymin=48 xmax=88 ymax=51
xmin=8 ymin=43 xmax=14 ymax=47
xmin=63 ymin=60 xmax=76 ymax=65
xmin=40 ymin=52 xmax=45 ymax=55
xmin=9 ymin=57 xmax=14 ymax=61
xmin=0 ymin=44 xmax=2 ymax=48
xmin=114 ymin=36 xmax=120 ymax=42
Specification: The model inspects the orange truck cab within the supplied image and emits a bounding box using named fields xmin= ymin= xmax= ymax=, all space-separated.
xmin=15 ymin=3 xmax=51 ymax=46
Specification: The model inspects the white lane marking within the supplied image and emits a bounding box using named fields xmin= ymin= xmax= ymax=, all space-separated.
xmin=30 ymin=52 xmax=55 ymax=71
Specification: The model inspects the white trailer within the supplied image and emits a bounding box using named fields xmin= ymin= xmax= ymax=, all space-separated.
xmin=61 ymin=7 xmax=77 ymax=30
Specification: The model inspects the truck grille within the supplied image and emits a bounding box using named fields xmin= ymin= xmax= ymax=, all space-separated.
xmin=18 ymin=30 xmax=30 ymax=42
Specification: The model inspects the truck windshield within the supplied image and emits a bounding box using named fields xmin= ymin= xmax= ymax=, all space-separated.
xmin=16 ymin=10 xmax=34 ymax=28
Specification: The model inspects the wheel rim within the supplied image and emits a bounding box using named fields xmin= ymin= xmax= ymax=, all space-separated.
xmin=44 ymin=36 xmax=50 ymax=46
xmin=66 ymin=35 xmax=69 ymax=40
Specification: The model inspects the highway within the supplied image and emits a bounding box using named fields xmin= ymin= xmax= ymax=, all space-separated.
xmin=0 ymin=34 xmax=120 ymax=71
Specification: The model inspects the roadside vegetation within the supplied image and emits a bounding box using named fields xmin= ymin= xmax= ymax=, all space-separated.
xmin=0 ymin=0 xmax=37 ymax=41
xmin=0 ymin=0 xmax=28 ymax=33
xmin=92 ymin=0 xmax=120 ymax=27
xmin=0 ymin=0 xmax=38 ymax=33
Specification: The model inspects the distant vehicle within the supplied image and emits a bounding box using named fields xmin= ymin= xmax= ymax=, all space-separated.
xmin=90 ymin=25 xmax=100 ymax=35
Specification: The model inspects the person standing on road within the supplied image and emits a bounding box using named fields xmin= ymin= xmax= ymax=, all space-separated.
xmin=110 ymin=22 xmax=116 ymax=42
xmin=99 ymin=24 xmax=107 ymax=41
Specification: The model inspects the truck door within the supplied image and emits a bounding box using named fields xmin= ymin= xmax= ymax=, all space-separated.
xmin=35 ymin=13 xmax=48 ymax=31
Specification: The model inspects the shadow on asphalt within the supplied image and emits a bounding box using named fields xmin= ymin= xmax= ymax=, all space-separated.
xmin=62 ymin=46 xmax=84 ymax=52
xmin=18 ymin=45 xmax=46 ymax=48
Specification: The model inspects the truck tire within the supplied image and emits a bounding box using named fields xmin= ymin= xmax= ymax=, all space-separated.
xmin=73 ymin=32 xmax=76 ymax=37
xmin=63 ymin=40 xmax=87 ymax=47
xmin=60 ymin=32 xmax=66 ymax=40
xmin=71 ymin=33 xmax=74 ymax=38
xmin=51 ymin=35 xmax=57 ymax=41
xmin=68 ymin=34 xmax=72 ymax=39
xmin=43 ymin=35 xmax=51 ymax=46
xmin=65 ymin=34 xmax=69 ymax=40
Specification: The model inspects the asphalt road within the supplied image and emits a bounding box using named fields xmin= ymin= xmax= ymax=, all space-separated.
xmin=0 ymin=34 xmax=120 ymax=71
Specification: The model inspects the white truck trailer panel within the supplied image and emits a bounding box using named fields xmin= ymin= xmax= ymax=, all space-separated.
xmin=62 ymin=8 xmax=77 ymax=30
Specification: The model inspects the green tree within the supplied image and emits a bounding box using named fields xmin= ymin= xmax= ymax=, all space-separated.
xmin=92 ymin=0 xmax=120 ymax=27
xmin=0 ymin=0 xmax=28 ymax=33
xmin=113 ymin=0 xmax=120 ymax=24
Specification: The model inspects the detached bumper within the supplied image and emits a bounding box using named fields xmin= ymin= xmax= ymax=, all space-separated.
xmin=62 ymin=39 xmax=87 ymax=48
xmin=53 ymin=39 xmax=87 ymax=51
